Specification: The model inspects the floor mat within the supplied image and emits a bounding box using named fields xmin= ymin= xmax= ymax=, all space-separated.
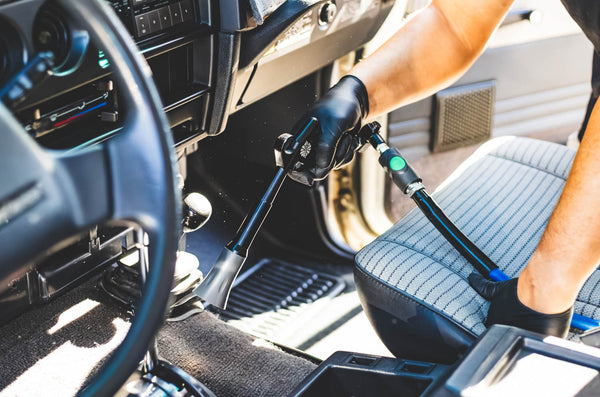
xmin=159 ymin=312 xmax=316 ymax=397
xmin=0 ymin=280 xmax=129 ymax=396
xmin=0 ymin=277 xmax=316 ymax=397
xmin=220 ymin=259 xmax=345 ymax=346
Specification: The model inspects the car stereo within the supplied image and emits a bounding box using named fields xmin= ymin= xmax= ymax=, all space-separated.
xmin=108 ymin=0 xmax=196 ymax=40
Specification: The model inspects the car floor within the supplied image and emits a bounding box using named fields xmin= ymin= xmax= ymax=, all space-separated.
xmin=185 ymin=224 xmax=394 ymax=360
xmin=182 ymin=156 xmax=394 ymax=359
xmin=181 ymin=146 xmax=397 ymax=360
xmin=0 ymin=278 xmax=316 ymax=397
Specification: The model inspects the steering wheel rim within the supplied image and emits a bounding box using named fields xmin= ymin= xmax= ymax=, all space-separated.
xmin=0 ymin=0 xmax=180 ymax=395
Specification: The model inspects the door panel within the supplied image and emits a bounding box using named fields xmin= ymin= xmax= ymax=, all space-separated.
xmin=354 ymin=0 xmax=594 ymax=239
xmin=388 ymin=0 xmax=593 ymax=160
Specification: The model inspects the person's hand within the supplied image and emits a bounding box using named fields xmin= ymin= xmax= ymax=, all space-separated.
xmin=468 ymin=273 xmax=573 ymax=338
xmin=289 ymin=75 xmax=369 ymax=186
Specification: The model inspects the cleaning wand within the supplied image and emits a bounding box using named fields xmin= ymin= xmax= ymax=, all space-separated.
xmin=194 ymin=118 xmax=319 ymax=310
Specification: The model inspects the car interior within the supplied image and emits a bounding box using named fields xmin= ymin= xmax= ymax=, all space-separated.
xmin=2 ymin=0 xmax=600 ymax=396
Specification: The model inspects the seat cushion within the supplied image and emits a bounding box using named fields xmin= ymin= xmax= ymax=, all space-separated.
xmin=354 ymin=136 xmax=599 ymax=363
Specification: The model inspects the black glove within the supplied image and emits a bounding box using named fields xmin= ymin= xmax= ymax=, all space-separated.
xmin=468 ymin=273 xmax=573 ymax=338
xmin=289 ymin=75 xmax=369 ymax=186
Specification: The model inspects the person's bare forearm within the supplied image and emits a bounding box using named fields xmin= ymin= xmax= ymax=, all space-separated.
xmin=518 ymin=103 xmax=600 ymax=313
xmin=351 ymin=0 xmax=514 ymax=117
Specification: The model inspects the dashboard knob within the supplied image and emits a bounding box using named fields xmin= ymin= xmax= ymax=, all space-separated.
xmin=33 ymin=4 xmax=89 ymax=76
xmin=319 ymin=1 xmax=337 ymax=25
xmin=33 ymin=7 xmax=70 ymax=66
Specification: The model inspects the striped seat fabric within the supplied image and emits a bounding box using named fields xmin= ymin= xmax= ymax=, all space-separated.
xmin=355 ymin=136 xmax=599 ymax=362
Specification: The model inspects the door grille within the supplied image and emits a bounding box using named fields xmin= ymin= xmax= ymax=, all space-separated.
xmin=432 ymin=81 xmax=495 ymax=152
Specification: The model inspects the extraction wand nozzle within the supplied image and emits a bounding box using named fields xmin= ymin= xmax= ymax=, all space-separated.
xmin=192 ymin=247 xmax=247 ymax=310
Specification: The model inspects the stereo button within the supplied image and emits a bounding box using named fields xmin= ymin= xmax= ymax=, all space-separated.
xmin=135 ymin=14 xmax=150 ymax=37
xmin=169 ymin=3 xmax=183 ymax=24
xmin=147 ymin=10 xmax=162 ymax=33
xmin=180 ymin=0 xmax=194 ymax=22
xmin=158 ymin=7 xmax=172 ymax=29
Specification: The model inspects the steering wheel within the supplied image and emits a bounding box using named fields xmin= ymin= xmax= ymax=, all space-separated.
xmin=0 ymin=0 xmax=180 ymax=395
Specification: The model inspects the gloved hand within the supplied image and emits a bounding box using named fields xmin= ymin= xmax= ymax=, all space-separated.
xmin=289 ymin=75 xmax=369 ymax=186
xmin=468 ymin=273 xmax=573 ymax=338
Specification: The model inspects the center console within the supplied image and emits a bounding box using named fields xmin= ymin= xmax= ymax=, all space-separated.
xmin=291 ymin=325 xmax=600 ymax=396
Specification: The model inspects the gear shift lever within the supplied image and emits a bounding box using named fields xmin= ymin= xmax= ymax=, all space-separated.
xmin=182 ymin=192 xmax=212 ymax=233
xmin=101 ymin=192 xmax=212 ymax=319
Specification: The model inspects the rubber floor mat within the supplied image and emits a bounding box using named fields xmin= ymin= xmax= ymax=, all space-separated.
xmin=220 ymin=259 xmax=345 ymax=344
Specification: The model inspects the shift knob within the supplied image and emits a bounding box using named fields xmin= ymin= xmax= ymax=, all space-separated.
xmin=182 ymin=192 xmax=212 ymax=233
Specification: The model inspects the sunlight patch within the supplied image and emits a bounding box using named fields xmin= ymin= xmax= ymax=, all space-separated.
xmin=462 ymin=351 xmax=598 ymax=397
xmin=47 ymin=299 xmax=101 ymax=335
xmin=251 ymin=338 xmax=279 ymax=351
xmin=5 ymin=318 xmax=129 ymax=396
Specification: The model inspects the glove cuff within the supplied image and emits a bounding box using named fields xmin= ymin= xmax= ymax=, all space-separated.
xmin=338 ymin=75 xmax=370 ymax=118
xmin=483 ymin=278 xmax=573 ymax=338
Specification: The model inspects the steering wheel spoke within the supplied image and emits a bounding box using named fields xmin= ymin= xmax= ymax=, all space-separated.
xmin=55 ymin=112 xmax=172 ymax=237
xmin=0 ymin=102 xmax=164 ymax=279
xmin=0 ymin=102 xmax=97 ymax=279
xmin=104 ymin=114 xmax=176 ymax=237
xmin=55 ymin=145 xmax=111 ymax=228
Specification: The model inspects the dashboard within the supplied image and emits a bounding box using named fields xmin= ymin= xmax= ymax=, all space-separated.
xmin=0 ymin=0 xmax=394 ymax=319
xmin=0 ymin=0 xmax=393 ymax=151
